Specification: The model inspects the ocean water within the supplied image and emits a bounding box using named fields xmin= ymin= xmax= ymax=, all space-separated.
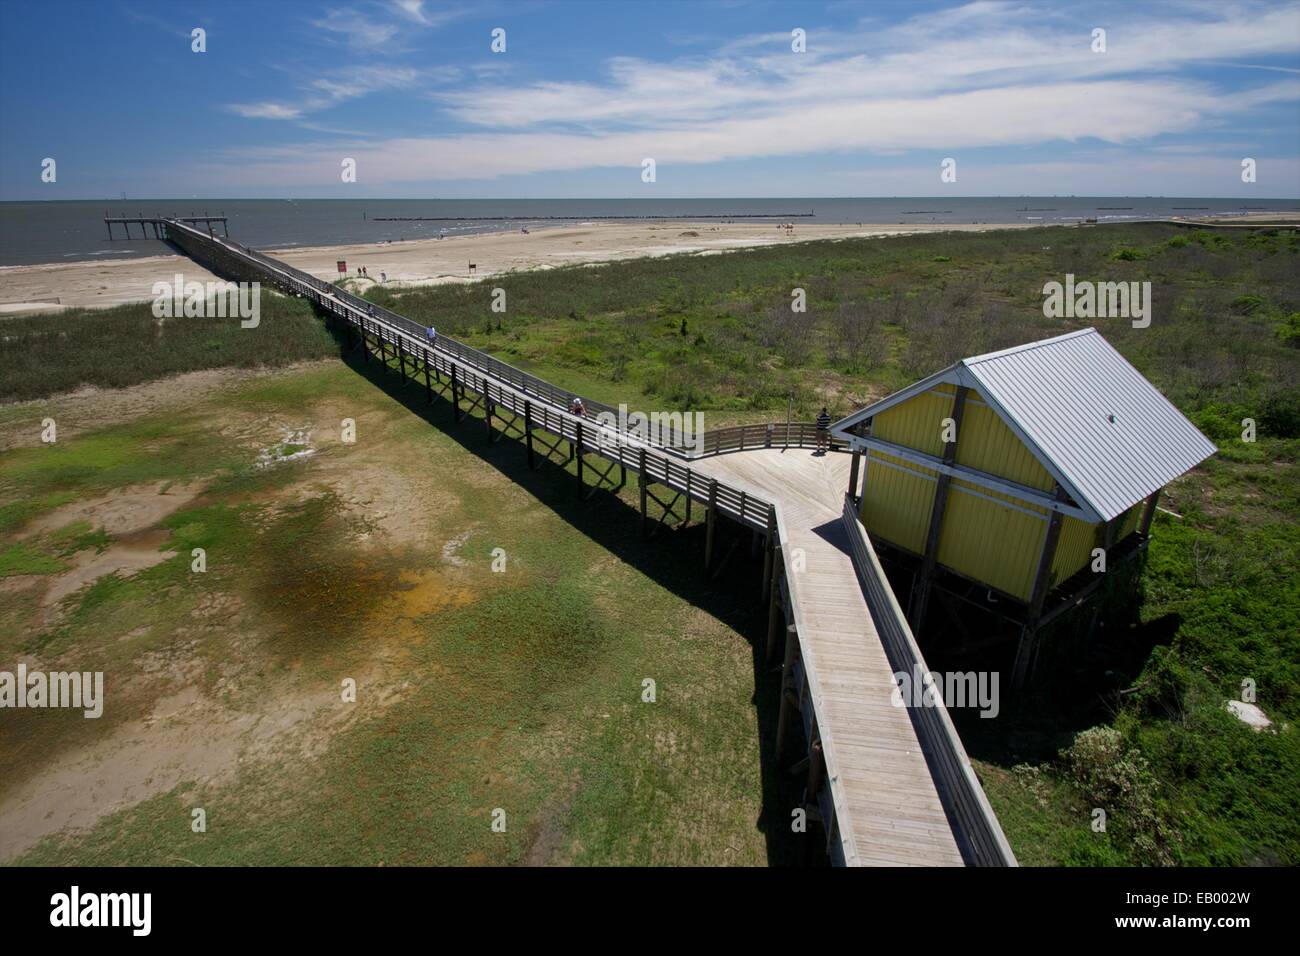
xmin=0 ymin=197 xmax=1295 ymax=267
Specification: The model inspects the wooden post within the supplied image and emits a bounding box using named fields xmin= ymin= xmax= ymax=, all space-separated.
xmin=485 ymin=393 xmax=495 ymax=442
xmin=774 ymin=624 xmax=800 ymax=762
xmin=524 ymin=401 xmax=536 ymax=469
xmin=765 ymin=557 xmax=784 ymax=662
xmin=638 ymin=447 xmax=648 ymax=536
xmin=397 ymin=339 xmax=407 ymax=382
xmin=451 ymin=365 xmax=461 ymax=421
xmin=575 ymin=423 xmax=585 ymax=498
xmin=909 ymin=386 xmax=968 ymax=633
xmin=1012 ymin=494 xmax=1066 ymax=690
xmin=848 ymin=447 xmax=862 ymax=502
xmin=762 ymin=505 xmax=777 ymax=598
xmin=806 ymin=736 xmax=825 ymax=801
xmin=705 ymin=480 xmax=718 ymax=571
xmin=684 ymin=471 xmax=693 ymax=524
xmin=423 ymin=350 xmax=433 ymax=403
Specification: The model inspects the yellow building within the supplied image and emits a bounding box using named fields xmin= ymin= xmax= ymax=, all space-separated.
xmin=831 ymin=328 xmax=1216 ymax=686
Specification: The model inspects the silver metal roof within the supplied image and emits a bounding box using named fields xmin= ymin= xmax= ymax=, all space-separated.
xmin=833 ymin=328 xmax=1217 ymax=523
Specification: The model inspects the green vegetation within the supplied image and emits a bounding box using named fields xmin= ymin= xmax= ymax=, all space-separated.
xmin=371 ymin=222 xmax=1299 ymax=866
xmin=0 ymin=294 xmax=337 ymax=402
xmin=1 ymin=361 xmax=780 ymax=866
xmin=4 ymin=222 xmax=1297 ymax=865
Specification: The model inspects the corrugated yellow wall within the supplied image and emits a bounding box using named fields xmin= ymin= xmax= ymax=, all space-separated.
xmin=858 ymin=385 xmax=1114 ymax=602
xmin=938 ymin=481 xmax=1047 ymax=601
xmin=1118 ymin=502 xmax=1142 ymax=539
xmin=860 ymin=450 xmax=936 ymax=554
xmin=872 ymin=388 xmax=951 ymax=458
xmin=954 ymin=391 xmax=1055 ymax=491
xmin=1053 ymin=514 xmax=1098 ymax=582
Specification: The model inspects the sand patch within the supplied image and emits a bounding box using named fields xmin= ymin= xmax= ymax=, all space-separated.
xmin=0 ymin=362 xmax=337 ymax=450
xmin=0 ymin=659 xmax=412 ymax=862
xmin=41 ymin=529 xmax=175 ymax=608
xmin=21 ymin=480 xmax=205 ymax=540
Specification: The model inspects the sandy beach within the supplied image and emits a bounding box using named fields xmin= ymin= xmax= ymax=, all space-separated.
xmin=0 ymin=220 xmax=1042 ymax=315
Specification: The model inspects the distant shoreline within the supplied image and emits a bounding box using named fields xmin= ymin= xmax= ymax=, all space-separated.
xmin=4 ymin=197 xmax=1297 ymax=268
xmin=1 ymin=214 xmax=1296 ymax=316
xmin=1 ymin=219 xmax=1042 ymax=315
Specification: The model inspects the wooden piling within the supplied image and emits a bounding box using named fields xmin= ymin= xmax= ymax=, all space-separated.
xmin=705 ymin=480 xmax=718 ymax=570
xmin=765 ymin=556 xmax=784 ymax=662
xmin=524 ymin=401 xmax=536 ymax=469
xmin=762 ymin=505 xmax=777 ymax=598
xmin=639 ymin=447 xmax=648 ymax=536
xmin=575 ymin=422 xmax=585 ymax=497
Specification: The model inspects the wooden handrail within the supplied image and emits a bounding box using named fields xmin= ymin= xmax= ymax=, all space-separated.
xmin=839 ymin=494 xmax=1018 ymax=867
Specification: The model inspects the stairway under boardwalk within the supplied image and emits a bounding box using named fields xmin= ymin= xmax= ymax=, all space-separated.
xmin=691 ymin=448 xmax=966 ymax=866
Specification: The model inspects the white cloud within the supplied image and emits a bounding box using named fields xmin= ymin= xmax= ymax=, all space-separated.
xmin=205 ymin=0 xmax=1300 ymax=193
xmin=227 ymin=102 xmax=303 ymax=120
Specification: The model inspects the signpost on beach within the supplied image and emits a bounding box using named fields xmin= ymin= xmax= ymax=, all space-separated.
xmin=337 ymin=260 xmax=347 ymax=274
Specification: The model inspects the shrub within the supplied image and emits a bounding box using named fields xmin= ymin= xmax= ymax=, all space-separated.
xmin=1062 ymin=726 xmax=1174 ymax=864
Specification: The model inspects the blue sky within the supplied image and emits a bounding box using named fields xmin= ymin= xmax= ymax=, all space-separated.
xmin=1 ymin=0 xmax=1298 ymax=199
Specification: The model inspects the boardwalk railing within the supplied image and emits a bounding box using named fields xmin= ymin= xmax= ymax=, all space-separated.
xmin=165 ymin=219 xmax=777 ymax=530
xmin=166 ymin=218 xmax=843 ymax=461
xmin=840 ymin=494 xmax=1018 ymax=867
xmin=162 ymin=217 xmax=1013 ymax=866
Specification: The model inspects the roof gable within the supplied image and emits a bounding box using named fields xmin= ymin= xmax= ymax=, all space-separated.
xmin=833 ymin=328 xmax=1217 ymax=522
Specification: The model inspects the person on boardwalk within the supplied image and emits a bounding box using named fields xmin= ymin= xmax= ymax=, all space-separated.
xmin=816 ymin=406 xmax=832 ymax=454
xmin=426 ymin=325 xmax=437 ymax=344
xmin=569 ymin=397 xmax=586 ymax=418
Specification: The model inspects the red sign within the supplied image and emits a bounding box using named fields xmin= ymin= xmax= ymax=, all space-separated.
xmin=337 ymin=260 xmax=347 ymax=274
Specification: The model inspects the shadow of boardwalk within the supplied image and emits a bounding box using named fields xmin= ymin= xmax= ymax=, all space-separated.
xmin=326 ymin=324 xmax=814 ymax=866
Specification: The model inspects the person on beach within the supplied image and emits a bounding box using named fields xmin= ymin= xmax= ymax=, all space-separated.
xmin=816 ymin=407 xmax=832 ymax=454
xmin=380 ymin=271 xmax=386 ymax=282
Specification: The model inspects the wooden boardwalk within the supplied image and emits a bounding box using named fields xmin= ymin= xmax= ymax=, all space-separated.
xmin=692 ymin=450 xmax=965 ymax=865
xmin=157 ymin=218 xmax=1015 ymax=867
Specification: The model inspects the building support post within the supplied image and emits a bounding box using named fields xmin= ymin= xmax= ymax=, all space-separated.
xmin=909 ymin=386 xmax=968 ymax=634
xmin=1012 ymin=493 xmax=1066 ymax=690
xmin=848 ymin=447 xmax=862 ymax=503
